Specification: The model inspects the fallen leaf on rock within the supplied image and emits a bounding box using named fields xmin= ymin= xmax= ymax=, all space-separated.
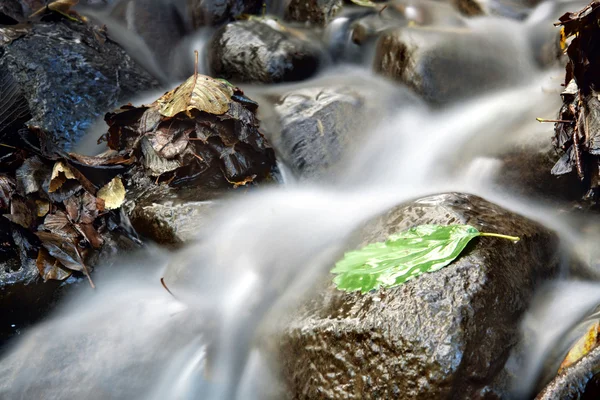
xmin=36 ymin=247 xmax=72 ymax=282
xmin=97 ymin=176 xmax=125 ymax=210
xmin=49 ymin=161 xmax=76 ymax=192
xmin=331 ymin=224 xmax=520 ymax=293
xmin=559 ymin=321 xmax=600 ymax=373
xmin=153 ymin=72 xmax=234 ymax=117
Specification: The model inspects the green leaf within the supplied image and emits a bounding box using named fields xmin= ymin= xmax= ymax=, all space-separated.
xmin=331 ymin=224 xmax=519 ymax=294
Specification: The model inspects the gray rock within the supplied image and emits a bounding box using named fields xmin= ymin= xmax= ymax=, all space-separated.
xmin=284 ymin=0 xmax=342 ymax=26
xmin=257 ymin=71 xmax=422 ymax=180
xmin=272 ymin=193 xmax=560 ymax=399
xmin=129 ymin=201 xmax=215 ymax=245
xmin=187 ymin=0 xmax=263 ymax=27
xmin=373 ymin=22 xmax=535 ymax=104
xmin=0 ymin=21 xmax=159 ymax=149
xmin=208 ymin=19 xmax=326 ymax=83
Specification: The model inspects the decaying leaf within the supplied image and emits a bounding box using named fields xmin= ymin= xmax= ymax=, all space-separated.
xmin=0 ymin=175 xmax=15 ymax=209
xmin=36 ymin=247 xmax=72 ymax=282
xmin=35 ymin=199 xmax=49 ymax=217
xmin=3 ymin=197 xmax=36 ymax=229
xmin=140 ymin=136 xmax=181 ymax=176
xmin=43 ymin=211 xmax=79 ymax=238
xmin=15 ymin=156 xmax=49 ymax=195
xmin=97 ymin=176 xmax=125 ymax=210
xmin=559 ymin=321 xmax=600 ymax=373
xmin=49 ymin=161 xmax=76 ymax=192
xmin=36 ymin=231 xmax=94 ymax=288
xmin=331 ymin=224 xmax=520 ymax=293
xmin=153 ymin=73 xmax=234 ymax=117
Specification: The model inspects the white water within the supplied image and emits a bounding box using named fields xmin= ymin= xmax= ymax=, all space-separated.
xmin=4 ymin=1 xmax=600 ymax=399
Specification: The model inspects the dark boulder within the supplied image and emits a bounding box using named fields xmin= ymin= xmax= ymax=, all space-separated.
xmin=0 ymin=20 xmax=159 ymax=149
xmin=208 ymin=19 xmax=326 ymax=84
xmin=284 ymin=0 xmax=342 ymax=26
xmin=273 ymin=193 xmax=560 ymax=399
xmin=259 ymin=73 xmax=422 ymax=180
xmin=129 ymin=200 xmax=215 ymax=245
xmin=373 ymin=22 xmax=535 ymax=104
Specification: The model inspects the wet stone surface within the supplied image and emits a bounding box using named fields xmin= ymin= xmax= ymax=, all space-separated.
xmin=273 ymin=193 xmax=560 ymax=399
xmin=0 ymin=20 xmax=159 ymax=149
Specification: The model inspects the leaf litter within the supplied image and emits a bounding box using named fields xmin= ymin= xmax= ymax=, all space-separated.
xmin=0 ymin=52 xmax=276 ymax=287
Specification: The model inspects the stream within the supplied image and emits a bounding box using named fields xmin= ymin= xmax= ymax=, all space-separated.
xmin=1 ymin=0 xmax=600 ymax=399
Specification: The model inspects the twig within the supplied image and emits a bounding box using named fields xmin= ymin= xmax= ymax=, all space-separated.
xmin=160 ymin=277 xmax=177 ymax=299
xmin=570 ymin=104 xmax=585 ymax=181
xmin=536 ymin=118 xmax=572 ymax=123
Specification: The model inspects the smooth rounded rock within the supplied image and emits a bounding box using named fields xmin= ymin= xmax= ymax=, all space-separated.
xmin=0 ymin=21 xmax=159 ymax=149
xmin=208 ymin=19 xmax=326 ymax=84
xmin=272 ymin=193 xmax=560 ymax=399
xmin=373 ymin=22 xmax=536 ymax=104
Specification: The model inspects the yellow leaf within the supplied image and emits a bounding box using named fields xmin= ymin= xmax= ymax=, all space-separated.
xmin=49 ymin=162 xmax=76 ymax=193
xmin=97 ymin=177 xmax=125 ymax=210
xmin=559 ymin=321 xmax=600 ymax=373
xmin=153 ymin=73 xmax=234 ymax=117
xmin=36 ymin=200 xmax=50 ymax=217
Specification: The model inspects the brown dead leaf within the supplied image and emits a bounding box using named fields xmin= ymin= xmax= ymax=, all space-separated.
xmin=35 ymin=199 xmax=49 ymax=217
xmin=36 ymin=247 xmax=72 ymax=282
xmin=153 ymin=73 xmax=233 ymax=117
xmin=97 ymin=176 xmax=125 ymax=210
xmin=43 ymin=211 xmax=79 ymax=238
xmin=0 ymin=175 xmax=15 ymax=209
xmin=76 ymin=223 xmax=103 ymax=248
xmin=49 ymin=161 xmax=76 ymax=193
xmin=559 ymin=321 xmax=600 ymax=373
xmin=3 ymin=197 xmax=36 ymax=229
xmin=36 ymin=230 xmax=95 ymax=288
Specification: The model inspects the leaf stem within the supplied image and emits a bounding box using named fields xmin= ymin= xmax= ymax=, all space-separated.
xmin=479 ymin=232 xmax=520 ymax=242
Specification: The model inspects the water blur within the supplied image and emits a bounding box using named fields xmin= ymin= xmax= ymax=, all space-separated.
xmin=4 ymin=1 xmax=600 ymax=399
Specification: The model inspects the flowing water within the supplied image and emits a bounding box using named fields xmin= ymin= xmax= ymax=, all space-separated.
xmin=2 ymin=1 xmax=600 ymax=398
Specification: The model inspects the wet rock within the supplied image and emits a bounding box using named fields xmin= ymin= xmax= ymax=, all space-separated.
xmin=373 ymin=22 xmax=535 ymax=104
xmin=0 ymin=21 xmax=159 ymax=149
xmin=258 ymin=71 xmax=422 ymax=180
xmin=129 ymin=201 xmax=214 ymax=245
xmin=208 ymin=19 xmax=326 ymax=84
xmin=284 ymin=0 xmax=342 ymax=26
xmin=274 ymin=193 xmax=560 ymax=399
xmin=187 ymin=0 xmax=263 ymax=27
xmin=349 ymin=1 xmax=465 ymax=46
xmin=536 ymin=345 xmax=600 ymax=400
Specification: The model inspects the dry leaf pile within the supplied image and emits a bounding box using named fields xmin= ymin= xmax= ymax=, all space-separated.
xmin=103 ymin=73 xmax=275 ymax=193
xmin=0 ymin=126 xmax=137 ymax=287
xmin=0 ymin=64 xmax=276 ymax=286
xmin=553 ymin=2 xmax=600 ymax=201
